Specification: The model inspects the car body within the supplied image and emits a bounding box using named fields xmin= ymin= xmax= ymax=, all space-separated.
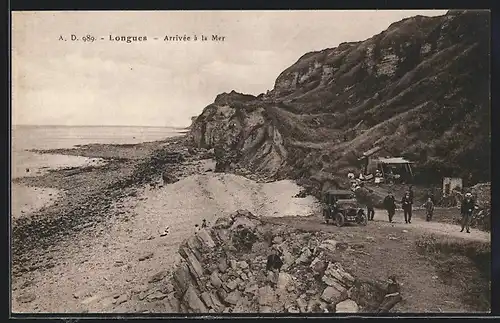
xmin=322 ymin=189 xmax=367 ymax=227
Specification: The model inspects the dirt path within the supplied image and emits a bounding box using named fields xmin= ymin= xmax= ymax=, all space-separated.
xmin=262 ymin=208 xmax=490 ymax=243
xmin=262 ymin=209 xmax=490 ymax=313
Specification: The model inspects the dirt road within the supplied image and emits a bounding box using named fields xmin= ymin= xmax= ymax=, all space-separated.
xmin=262 ymin=208 xmax=490 ymax=243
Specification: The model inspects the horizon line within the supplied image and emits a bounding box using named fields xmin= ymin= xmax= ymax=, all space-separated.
xmin=13 ymin=124 xmax=190 ymax=129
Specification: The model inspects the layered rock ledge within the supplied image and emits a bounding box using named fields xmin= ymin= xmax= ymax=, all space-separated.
xmin=170 ymin=210 xmax=401 ymax=313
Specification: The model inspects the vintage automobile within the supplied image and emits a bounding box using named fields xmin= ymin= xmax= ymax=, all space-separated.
xmin=322 ymin=189 xmax=368 ymax=227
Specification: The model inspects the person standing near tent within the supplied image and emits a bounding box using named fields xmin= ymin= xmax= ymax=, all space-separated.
xmin=401 ymin=191 xmax=413 ymax=224
xmin=383 ymin=192 xmax=396 ymax=223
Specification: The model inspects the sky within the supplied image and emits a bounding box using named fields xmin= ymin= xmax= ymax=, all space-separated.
xmin=12 ymin=10 xmax=448 ymax=127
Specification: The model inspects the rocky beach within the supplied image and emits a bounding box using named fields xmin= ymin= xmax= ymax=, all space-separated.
xmin=11 ymin=135 xmax=322 ymax=313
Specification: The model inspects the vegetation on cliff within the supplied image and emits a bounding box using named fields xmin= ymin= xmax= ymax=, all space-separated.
xmin=187 ymin=10 xmax=490 ymax=194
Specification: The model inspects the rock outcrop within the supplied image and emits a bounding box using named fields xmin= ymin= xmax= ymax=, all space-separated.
xmin=187 ymin=10 xmax=490 ymax=192
xmin=169 ymin=210 xmax=401 ymax=313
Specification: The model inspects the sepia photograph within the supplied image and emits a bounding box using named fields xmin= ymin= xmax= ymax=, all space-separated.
xmin=11 ymin=9 xmax=491 ymax=314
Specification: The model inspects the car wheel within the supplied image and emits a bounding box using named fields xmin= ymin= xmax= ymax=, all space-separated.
xmin=358 ymin=211 xmax=368 ymax=226
xmin=335 ymin=213 xmax=345 ymax=227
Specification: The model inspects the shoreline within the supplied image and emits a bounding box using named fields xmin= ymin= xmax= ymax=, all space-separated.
xmin=11 ymin=135 xmax=187 ymax=274
xmin=11 ymin=134 xmax=321 ymax=313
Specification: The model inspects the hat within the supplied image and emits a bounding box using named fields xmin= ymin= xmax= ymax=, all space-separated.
xmin=465 ymin=192 xmax=472 ymax=198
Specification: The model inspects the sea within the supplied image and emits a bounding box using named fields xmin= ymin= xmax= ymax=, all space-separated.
xmin=11 ymin=125 xmax=185 ymax=179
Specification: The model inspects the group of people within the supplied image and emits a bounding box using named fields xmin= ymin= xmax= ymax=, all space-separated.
xmin=382 ymin=187 xmax=417 ymax=224
xmin=381 ymin=186 xmax=477 ymax=233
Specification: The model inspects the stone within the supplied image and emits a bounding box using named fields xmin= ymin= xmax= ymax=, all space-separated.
xmin=182 ymin=285 xmax=208 ymax=313
xmin=229 ymin=259 xmax=238 ymax=270
xmin=310 ymin=257 xmax=327 ymax=275
xmin=149 ymin=270 xmax=167 ymax=283
xmin=147 ymin=291 xmax=168 ymax=301
xmin=306 ymin=289 xmax=316 ymax=296
xmin=197 ymin=229 xmax=216 ymax=248
xmin=402 ymin=230 xmax=408 ymax=233
xmin=213 ymin=217 xmax=232 ymax=229
xmin=210 ymin=292 xmax=224 ymax=311
xmin=17 ymin=293 xmax=36 ymax=303
xmin=237 ymin=261 xmax=249 ymax=269
xmin=258 ymin=285 xmax=277 ymax=306
xmin=321 ymin=286 xmax=343 ymax=303
xmin=224 ymin=290 xmax=242 ymax=305
xmin=226 ymin=280 xmax=238 ymax=291
xmin=279 ymin=246 xmax=296 ymax=269
xmin=296 ymin=297 xmax=308 ymax=313
xmin=287 ymin=305 xmax=300 ymax=313
xmin=210 ymin=271 xmax=223 ymax=289
xmin=336 ymin=299 xmax=359 ymax=313
xmin=240 ymin=273 xmax=248 ymax=281
xmin=277 ymin=272 xmax=294 ymax=291
xmin=217 ymin=288 xmax=228 ymax=301
xmin=138 ymin=252 xmax=154 ymax=261
xmin=267 ymin=270 xmax=279 ymax=285
xmin=218 ymin=258 xmax=228 ymax=273
xmin=307 ymin=299 xmax=324 ymax=313
xmin=366 ymin=236 xmax=375 ymax=242
xmin=138 ymin=290 xmax=153 ymax=301
xmin=183 ymin=247 xmax=204 ymax=279
xmin=272 ymin=236 xmax=284 ymax=244
xmin=244 ymin=284 xmax=259 ymax=295
xmin=159 ymin=283 xmax=175 ymax=294
xmin=173 ymin=262 xmax=193 ymax=294
xmin=201 ymin=292 xmax=215 ymax=309
xmin=295 ymin=247 xmax=312 ymax=264
xmin=216 ymin=229 xmax=231 ymax=243
xmin=318 ymin=240 xmax=338 ymax=253
xmin=322 ymin=275 xmax=347 ymax=293
xmin=324 ymin=263 xmax=355 ymax=287
xmin=230 ymin=216 xmax=260 ymax=231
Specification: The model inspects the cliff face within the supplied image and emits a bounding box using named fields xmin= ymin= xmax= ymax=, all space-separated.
xmin=187 ymin=10 xmax=490 ymax=190
xmin=169 ymin=210 xmax=397 ymax=313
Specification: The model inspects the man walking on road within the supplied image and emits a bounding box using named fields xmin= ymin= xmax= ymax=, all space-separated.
xmin=460 ymin=192 xmax=477 ymax=233
xmin=383 ymin=192 xmax=397 ymax=223
xmin=423 ymin=197 xmax=435 ymax=221
xmin=366 ymin=189 xmax=375 ymax=221
xmin=401 ymin=191 xmax=413 ymax=223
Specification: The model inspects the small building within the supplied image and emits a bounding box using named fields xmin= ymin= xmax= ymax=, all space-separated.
xmin=443 ymin=177 xmax=463 ymax=197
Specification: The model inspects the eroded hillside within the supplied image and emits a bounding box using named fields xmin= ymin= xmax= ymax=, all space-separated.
xmin=187 ymin=10 xmax=490 ymax=193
